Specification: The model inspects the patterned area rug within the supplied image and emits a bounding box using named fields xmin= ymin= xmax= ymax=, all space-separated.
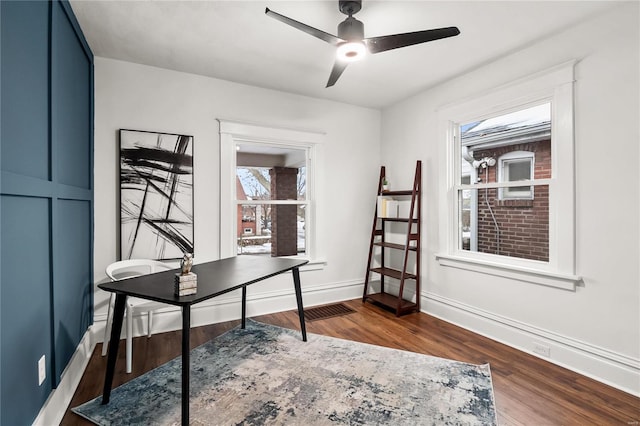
xmin=73 ymin=320 xmax=497 ymax=425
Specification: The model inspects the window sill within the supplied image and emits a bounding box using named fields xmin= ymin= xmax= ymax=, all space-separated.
xmin=435 ymin=253 xmax=581 ymax=291
xmin=300 ymin=258 xmax=326 ymax=272
xmin=274 ymin=256 xmax=326 ymax=272
xmin=237 ymin=255 xmax=326 ymax=271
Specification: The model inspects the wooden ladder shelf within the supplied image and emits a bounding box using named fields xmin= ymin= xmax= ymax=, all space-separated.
xmin=362 ymin=161 xmax=421 ymax=316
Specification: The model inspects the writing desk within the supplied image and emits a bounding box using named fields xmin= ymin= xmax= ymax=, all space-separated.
xmin=98 ymin=256 xmax=309 ymax=425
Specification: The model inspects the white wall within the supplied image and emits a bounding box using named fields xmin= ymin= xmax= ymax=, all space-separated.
xmin=381 ymin=3 xmax=639 ymax=394
xmin=94 ymin=57 xmax=381 ymax=329
xmin=93 ymin=2 xmax=638 ymax=395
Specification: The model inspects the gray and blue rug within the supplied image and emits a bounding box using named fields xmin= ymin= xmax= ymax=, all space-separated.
xmin=73 ymin=320 xmax=497 ymax=425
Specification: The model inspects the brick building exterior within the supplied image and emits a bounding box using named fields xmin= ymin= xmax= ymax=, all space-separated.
xmin=461 ymin=103 xmax=551 ymax=262
xmin=473 ymin=140 xmax=550 ymax=261
xmin=270 ymin=167 xmax=298 ymax=256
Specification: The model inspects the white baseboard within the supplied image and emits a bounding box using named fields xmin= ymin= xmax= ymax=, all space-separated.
xmin=423 ymin=291 xmax=640 ymax=397
xmin=92 ymin=278 xmax=365 ymax=341
xmin=33 ymin=328 xmax=95 ymax=426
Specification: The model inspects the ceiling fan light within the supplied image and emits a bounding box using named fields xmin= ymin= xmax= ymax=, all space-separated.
xmin=336 ymin=41 xmax=366 ymax=62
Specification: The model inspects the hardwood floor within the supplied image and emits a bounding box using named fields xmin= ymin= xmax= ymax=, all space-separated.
xmin=61 ymin=299 xmax=639 ymax=425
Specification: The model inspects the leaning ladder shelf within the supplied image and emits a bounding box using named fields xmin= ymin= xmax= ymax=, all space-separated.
xmin=363 ymin=161 xmax=421 ymax=316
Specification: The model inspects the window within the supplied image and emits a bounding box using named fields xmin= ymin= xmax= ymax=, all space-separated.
xmin=218 ymin=120 xmax=324 ymax=265
xmin=236 ymin=153 xmax=307 ymax=256
xmin=436 ymin=62 xmax=581 ymax=290
xmin=460 ymin=105 xmax=549 ymax=262
xmin=498 ymin=151 xmax=534 ymax=200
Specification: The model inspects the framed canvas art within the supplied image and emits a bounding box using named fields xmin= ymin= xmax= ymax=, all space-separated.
xmin=119 ymin=129 xmax=194 ymax=260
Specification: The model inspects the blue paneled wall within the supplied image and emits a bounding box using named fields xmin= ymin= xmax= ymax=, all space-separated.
xmin=0 ymin=1 xmax=94 ymax=424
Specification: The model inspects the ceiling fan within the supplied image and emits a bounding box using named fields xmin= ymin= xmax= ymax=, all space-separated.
xmin=265 ymin=0 xmax=460 ymax=88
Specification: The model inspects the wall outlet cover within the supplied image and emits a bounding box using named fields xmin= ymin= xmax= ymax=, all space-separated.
xmin=533 ymin=342 xmax=551 ymax=358
xmin=38 ymin=355 xmax=46 ymax=386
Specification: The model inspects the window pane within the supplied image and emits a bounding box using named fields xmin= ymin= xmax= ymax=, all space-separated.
xmin=459 ymin=185 xmax=549 ymax=262
xmin=504 ymin=186 xmax=532 ymax=198
xmin=237 ymin=167 xmax=271 ymax=200
xmin=236 ymin=144 xmax=308 ymax=257
xmin=237 ymin=203 xmax=306 ymax=256
xmin=236 ymin=144 xmax=307 ymax=201
xmin=237 ymin=203 xmax=270 ymax=255
xmin=506 ymin=159 xmax=531 ymax=182
xmin=297 ymin=166 xmax=306 ymax=201
xmin=236 ymin=166 xmax=306 ymax=201
xmin=503 ymin=158 xmax=533 ymax=198
xmin=459 ymin=189 xmax=472 ymax=250
xmin=459 ymin=103 xmax=551 ymax=184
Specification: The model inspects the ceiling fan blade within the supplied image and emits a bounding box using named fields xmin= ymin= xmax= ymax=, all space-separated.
xmin=265 ymin=8 xmax=342 ymax=45
xmin=326 ymin=61 xmax=349 ymax=88
xmin=365 ymin=27 xmax=460 ymax=54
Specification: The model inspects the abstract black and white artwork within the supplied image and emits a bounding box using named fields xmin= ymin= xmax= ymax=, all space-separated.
xmin=119 ymin=129 xmax=194 ymax=260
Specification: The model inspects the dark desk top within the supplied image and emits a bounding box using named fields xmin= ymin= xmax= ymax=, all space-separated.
xmin=98 ymin=256 xmax=309 ymax=306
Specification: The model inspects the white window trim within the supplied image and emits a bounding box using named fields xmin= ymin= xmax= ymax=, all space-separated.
xmin=498 ymin=151 xmax=535 ymax=200
xmin=436 ymin=61 xmax=582 ymax=290
xmin=218 ymin=119 xmax=326 ymax=270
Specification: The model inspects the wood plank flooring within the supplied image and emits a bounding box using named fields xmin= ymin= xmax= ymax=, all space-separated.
xmin=61 ymin=299 xmax=639 ymax=425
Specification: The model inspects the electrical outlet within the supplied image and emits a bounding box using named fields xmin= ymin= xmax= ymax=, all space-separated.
xmin=38 ymin=355 xmax=46 ymax=386
xmin=532 ymin=342 xmax=551 ymax=358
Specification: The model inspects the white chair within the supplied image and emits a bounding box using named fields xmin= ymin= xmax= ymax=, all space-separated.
xmin=101 ymin=259 xmax=173 ymax=373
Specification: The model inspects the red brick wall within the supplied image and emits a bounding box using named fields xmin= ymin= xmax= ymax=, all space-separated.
xmin=474 ymin=140 xmax=550 ymax=261
xmin=239 ymin=218 xmax=256 ymax=235
xmin=270 ymin=167 xmax=298 ymax=256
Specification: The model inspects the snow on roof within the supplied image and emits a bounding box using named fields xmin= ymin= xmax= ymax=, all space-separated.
xmin=462 ymin=103 xmax=550 ymax=139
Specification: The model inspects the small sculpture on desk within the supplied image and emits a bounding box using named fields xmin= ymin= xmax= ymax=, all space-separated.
xmin=180 ymin=253 xmax=193 ymax=274
xmin=175 ymin=253 xmax=197 ymax=296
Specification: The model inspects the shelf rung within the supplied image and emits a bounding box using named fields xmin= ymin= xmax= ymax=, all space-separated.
xmin=380 ymin=190 xmax=413 ymax=196
xmin=373 ymin=242 xmax=417 ymax=251
xmin=369 ymin=267 xmax=417 ymax=280
xmin=381 ymin=217 xmax=411 ymax=223
xmin=363 ymin=292 xmax=417 ymax=314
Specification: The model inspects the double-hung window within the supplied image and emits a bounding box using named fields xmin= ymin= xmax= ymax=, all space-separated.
xmin=218 ymin=120 xmax=324 ymax=266
xmin=236 ymin=158 xmax=307 ymax=257
xmin=436 ymin=62 xmax=581 ymax=290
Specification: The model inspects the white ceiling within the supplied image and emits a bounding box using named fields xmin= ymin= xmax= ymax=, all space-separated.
xmin=69 ymin=0 xmax=618 ymax=109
